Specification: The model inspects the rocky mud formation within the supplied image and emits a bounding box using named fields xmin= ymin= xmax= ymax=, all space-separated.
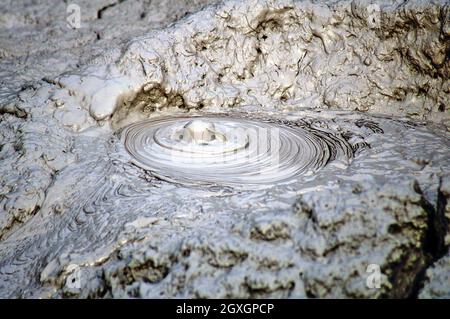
xmin=0 ymin=0 xmax=449 ymax=298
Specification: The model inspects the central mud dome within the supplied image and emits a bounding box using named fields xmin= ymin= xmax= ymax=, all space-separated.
xmin=0 ymin=0 xmax=449 ymax=298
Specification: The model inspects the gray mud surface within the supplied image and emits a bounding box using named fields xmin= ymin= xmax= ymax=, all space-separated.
xmin=0 ymin=0 xmax=449 ymax=298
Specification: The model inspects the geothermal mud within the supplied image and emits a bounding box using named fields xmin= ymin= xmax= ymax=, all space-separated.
xmin=121 ymin=114 xmax=354 ymax=187
xmin=0 ymin=0 xmax=449 ymax=298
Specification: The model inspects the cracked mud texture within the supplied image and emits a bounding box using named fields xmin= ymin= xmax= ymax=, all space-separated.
xmin=0 ymin=0 xmax=449 ymax=298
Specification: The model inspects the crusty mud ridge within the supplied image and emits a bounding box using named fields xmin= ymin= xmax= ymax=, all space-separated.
xmin=0 ymin=0 xmax=449 ymax=298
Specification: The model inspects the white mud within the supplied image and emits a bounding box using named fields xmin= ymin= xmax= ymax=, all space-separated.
xmin=0 ymin=0 xmax=449 ymax=298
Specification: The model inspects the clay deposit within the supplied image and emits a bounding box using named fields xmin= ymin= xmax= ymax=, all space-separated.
xmin=0 ymin=0 xmax=449 ymax=298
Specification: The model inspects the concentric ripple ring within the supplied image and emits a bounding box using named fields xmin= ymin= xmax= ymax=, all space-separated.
xmin=121 ymin=115 xmax=353 ymax=187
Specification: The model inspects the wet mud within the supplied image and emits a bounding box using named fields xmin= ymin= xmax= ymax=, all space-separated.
xmin=0 ymin=0 xmax=449 ymax=298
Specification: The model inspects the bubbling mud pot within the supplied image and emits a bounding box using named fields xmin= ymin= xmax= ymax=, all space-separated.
xmin=0 ymin=0 xmax=449 ymax=299
xmin=121 ymin=115 xmax=353 ymax=187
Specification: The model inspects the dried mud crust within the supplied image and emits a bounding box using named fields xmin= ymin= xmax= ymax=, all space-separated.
xmin=73 ymin=178 xmax=445 ymax=298
xmin=0 ymin=0 xmax=449 ymax=298
xmin=105 ymin=0 xmax=450 ymax=128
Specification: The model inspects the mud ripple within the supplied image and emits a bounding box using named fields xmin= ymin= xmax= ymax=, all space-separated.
xmin=121 ymin=115 xmax=354 ymax=187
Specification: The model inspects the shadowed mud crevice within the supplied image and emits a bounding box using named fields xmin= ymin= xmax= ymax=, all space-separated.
xmin=0 ymin=204 xmax=40 ymax=242
xmin=111 ymin=83 xmax=188 ymax=129
xmin=0 ymin=104 xmax=28 ymax=119
xmin=97 ymin=0 xmax=127 ymax=20
xmin=407 ymin=180 xmax=449 ymax=298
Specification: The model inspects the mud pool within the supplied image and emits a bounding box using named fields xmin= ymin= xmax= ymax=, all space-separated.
xmin=120 ymin=113 xmax=354 ymax=187
xmin=0 ymin=0 xmax=449 ymax=298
